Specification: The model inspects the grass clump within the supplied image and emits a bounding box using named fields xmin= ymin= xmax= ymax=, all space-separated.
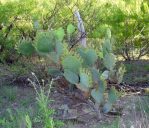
xmin=0 ymin=73 xmax=63 ymax=128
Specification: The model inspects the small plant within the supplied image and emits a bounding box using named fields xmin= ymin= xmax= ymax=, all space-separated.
xmin=28 ymin=72 xmax=63 ymax=128
xmin=102 ymin=28 xmax=125 ymax=84
xmin=25 ymin=115 xmax=32 ymax=128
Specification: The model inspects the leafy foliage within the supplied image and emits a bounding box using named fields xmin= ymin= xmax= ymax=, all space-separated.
xmin=67 ymin=24 xmax=76 ymax=35
xmin=55 ymin=27 xmax=65 ymax=41
xmin=0 ymin=0 xmax=149 ymax=63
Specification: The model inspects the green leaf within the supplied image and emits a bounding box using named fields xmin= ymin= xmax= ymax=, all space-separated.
xmin=56 ymin=42 xmax=63 ymax=56
xmin=103 ymin=39 xmax=112 ymax=56
xmin=108 ymin=87 xmax=118 ymax=104
xmin=67 ymin=24 xmax=75 ymax=34
xmin=103 ymin=53 xmax=116 ymax=70
xmin=77 ymin=48 xmax=86 ymax=58
xmin=18 ymin=41 xmax=35 ymax=56
xmin=91 ymin=88 xmax=104 ymax=104
xmin=98 ymin=79 xmax=106 ymax=93
xmin=50 ymin=52 xmax=59 ymax=63
xmin=106 ymin=28 xmax=111 ymax=39
xmin=78 ymin=48 xmax=98 ymax=67
xmin=91 ymin=79 xmax=106 ymax=104
xmin=64 ymin=69 xmax=79 ymax=84
xmin=98 ymin=51 xmax=103 ymax=59
xmin=103 ymin=87 xmax=118 ymax=113
xmin=62 ymin=55 xmax=81 ymax=74
xmin=91 ymin=67 xmax=99 ymax=82
xmin=85 ymin=49 xmax=98 ymax=66
xmin=48 ymin=67 xmax=62 ymax=76
xmin=103 ymin=102 xmax=112 ymax=113
xmin=78 ymin=73 xmax=90 ymax=92
xmin=116 ymin=64 xmax=125 ymax=84
xmin=55 ymin=27 xmax=65 ymax=41
xmin=25 ymin=115 xmax=32 ymax=128
xmin=35 ymin=31 xmax=55 ymax=53
xmin=101 ymin=70 xmax=109 ymax=80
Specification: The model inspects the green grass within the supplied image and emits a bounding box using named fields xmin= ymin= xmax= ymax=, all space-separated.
xmin=0 ymin=85 xmax=17 ymax=102
xmin=97 ymin=118 xmax=120 ymax=128
xmin=135 ymin=96 xmax=149 ymax=115
xmin=125 ymin=64 xmax=134 ymax=73
xmin=144 ymin=65 xmax=149 ymax=71
xmin=0 ymin=82 xmax=63 ymax=128
xmin=0 ymin=85 xmax=36 ymax=128
xmin=122 ymin=60 xmax=149 ymax=84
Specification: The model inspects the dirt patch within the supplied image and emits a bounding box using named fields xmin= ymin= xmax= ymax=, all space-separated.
xmin=0 ymin=83 xmax=149 ymax=128
xmin=118 ymin=96 xmax=149 ymax=128
xmin=49 ymin=84 xmax=149 ymax=128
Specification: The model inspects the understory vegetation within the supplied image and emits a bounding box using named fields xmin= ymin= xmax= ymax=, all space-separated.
xmin=0 ymin=0 xmax=149 ymax=128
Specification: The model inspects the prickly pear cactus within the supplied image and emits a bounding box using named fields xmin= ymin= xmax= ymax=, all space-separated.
xmin=35 ymin=31 xmax=56 ymax=54
xmin=77 ymin=69 xmax=93 ymax=92
xmin=103 ymin=53 xmax=116 ymax=71
xmin=102 ymin=29 xmax=125 ymax=85
xmin=18 ymin=26 xmax=124 ymax=115
xmin=78 ymin=48 xmax=98 ymax=67
xmin=91 ymin=79 xmax=106 ymax=104
xmin=63 ymin=69 xmax=79 ymax=84
xmin=101 ymin=29 xmax=125 ymax=113
xmin=55 ymin=27 xmax=65 ymax=41
xmin=103 ymin=87 xmax=118 ymax=113
xmin=18 ymin=39 xmax=35 ymax=56
xmin=48 ymin=67 xmax=63 ymax=77
xmin=67 ymin=23 xmax=75 ymax=35
xmin=62 ymin=55 xmax=81 ymax=74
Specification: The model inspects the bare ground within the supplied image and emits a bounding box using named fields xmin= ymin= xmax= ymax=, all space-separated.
xmin=0 ymin=60 xmax=149 ymax=128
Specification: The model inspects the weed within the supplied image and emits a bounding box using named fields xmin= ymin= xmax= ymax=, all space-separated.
xmin=25 ymin=114 xmax=32 ymax=128
xmin=28 ymin=72 xmax=64 ymax=128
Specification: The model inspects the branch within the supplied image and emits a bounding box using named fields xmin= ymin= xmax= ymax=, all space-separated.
xmin=74 ymin=10 xmax=87 ymax=47
xmin=69 ymin=32 xmax=86 ymax=51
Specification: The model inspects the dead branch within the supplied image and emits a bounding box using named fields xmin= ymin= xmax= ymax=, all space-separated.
xmin=74 ymin=10 xmax=87 ymax=48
